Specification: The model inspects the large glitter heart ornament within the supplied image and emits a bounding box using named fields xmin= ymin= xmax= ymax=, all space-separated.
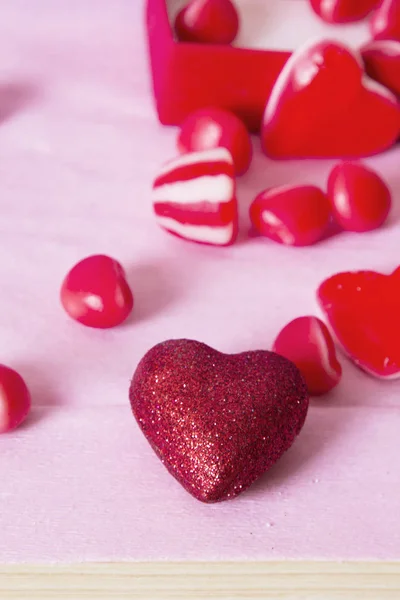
xmin=317 ymin=269 xmax=400 ymax=379
xmin=130 ymin=339 xmax=309 ymax=503
xmin=262 ymin=39 xmax=400 ymax=158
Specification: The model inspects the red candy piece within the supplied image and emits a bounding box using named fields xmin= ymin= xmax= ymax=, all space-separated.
xmin=61 ymin=255 xmax=134 ymax=329
xmin=153 ymin=147 xmax=238 ymax=246
xmin=177 ymin=107 xmax=252 ymax=175
xmin=318 ymin=268 xmax=400 ymax=379
xmin=0 ymin=365 xmax=31 ymax=434
xmin=310 ymin=0 xmax=380 ymax=23
xmin=370 ymin=0 xmax=400 ymax=41
xmin=261 ymin=39 xmax=400 ymax=159
xmin=362 ymin=40 xmax=400 ymax=97
xmin=327 ymin=162 xmax=392 ymax=232
xmin=130 ymin=339 xmax=308 ymax=502
xmin=175 ymin=0 xmax=239 ymax=45
xmin=249 ymin=185 xmax=331 ymax=246
xmin=273 ymin=316 xmax=342 ymax=396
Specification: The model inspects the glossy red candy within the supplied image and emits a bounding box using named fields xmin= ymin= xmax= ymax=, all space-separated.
xmin=249 ymin=185 xmax=331 ymax=246
xmin=177 ymin=107 xmax=252 ymax=175
xmin=309 ymin=0 xmax=380 ymax=23
xmin=60 ymin=255 xmax=134 ymax=329
xmin=273 ymin=316 xmax=342 ymax=396
xmin=130 ymin=339 xmax=308 ymax=502
xmin=0 ymin=365 xmax=31 ymax=434
xmin=261 ymin=39 xmax=400 ymax=159
xmin=175 ymin=0 xmax=239 ymax=45
xmin=317 ymin=268 xmax=400 ymax=379
xmin=362 ymin=40 xmax=400 ymax=97
xmin=370 ymin=0 xmax=400 ymax=41
xmin=153 ymin=147 xmax=238 ymax=246
xmin=327 ymin=162 xmax=392 ymax=232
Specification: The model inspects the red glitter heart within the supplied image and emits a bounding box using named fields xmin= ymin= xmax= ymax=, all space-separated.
xmin=130 ymin=339 xmax=309 ymax=503
xmin=317 ymin=268 xmax=400 ymax=379
xmin=261 ymin=39 xmax=400 ymax=159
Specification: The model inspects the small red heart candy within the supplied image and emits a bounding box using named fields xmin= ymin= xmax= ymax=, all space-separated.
xmin=262 ymin=39 xmax=400 ymax=159
xmin=249 ymin=185 xmax=331 ymax=246
xmin=370 ymin=0 xmax=400 ymax=41
xmin=130 ymin=339 xmax=309 ymax=502
xmin=175 ymin=0 xmax=239 ymax=45
xmin=60 ymin=255 xmax=134 ymax=329
xmin=361 ymin=40 xmax=400 ymax=97
xmin=0 ymin=365 xmax=31 ymax=434
xmin=309 ymin=0 xmax=380 ymax=23
xmin=273 ymin=316 xmax=342 ymax=396
xmin=177 ymin=107 xmax=252 ymax=176
xmin=153 ymin=147 xmax=238 ymax=246
xmin=327 ymin=161 xmax=392 ymax=232
xmin=317 ymin=268 xmax=400 ymax=379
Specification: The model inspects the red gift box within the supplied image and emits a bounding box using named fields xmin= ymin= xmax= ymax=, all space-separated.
xmin=146 ymin=0 xmax=290 ymax=132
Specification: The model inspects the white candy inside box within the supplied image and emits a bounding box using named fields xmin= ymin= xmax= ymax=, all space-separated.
xmin=168 ymin=0 xmax=372 ymax=51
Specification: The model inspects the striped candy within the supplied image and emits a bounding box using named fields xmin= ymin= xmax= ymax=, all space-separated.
xmin=152 ymin=148 xmax=238 ymax=246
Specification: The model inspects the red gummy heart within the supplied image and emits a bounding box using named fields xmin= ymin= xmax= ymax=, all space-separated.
xmin=175 ymin=0 xmax=239 ymax=45
xmin=262 ymin=39 xmax=400 ymax=159
xmin=310 ymin=0 xmax=380 ymax=23
xmin=317 ymin=268 xmax=400 ymax=378
xmin=362 ymin=40 xmax=400 ymax=98
xmin=60 ymin=255 xmax=134 ymax=329
xmin=130 ymin=339 xmax=309 ymax=502
xmin=370 ymin=0 xmax=400 ymax=42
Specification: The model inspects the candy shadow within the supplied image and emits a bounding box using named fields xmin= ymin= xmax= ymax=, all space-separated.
xmin=124 ymin=262 xmax=184 ymax=324
xmin=0 ymin=82 xmax=40 ymax=123
xmin=11 ymin=363 xmax=60 ymax=408
xmin=243 ymin=406 xmax=347 ymax=498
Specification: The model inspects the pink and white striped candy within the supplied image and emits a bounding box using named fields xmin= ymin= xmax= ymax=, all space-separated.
xmin=273 ymin=316 xmax=342 ymax=396
xmin=370 ymin=0 xmax=400 ymax=42
xmin=361 ymin=40 xmax=400 ymax=98
xmin=153 ymin=147 xmax=238 ymax=246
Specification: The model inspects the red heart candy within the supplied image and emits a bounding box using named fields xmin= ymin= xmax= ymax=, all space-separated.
xmin=0 ymin=365 xmax=31 ymax=434
xmin=177 ymin=107 xmax=252 ymax=176
xmin=370 ymin=0 xmax=400 ymax=42
xmin=273 ymin=316 xmax=342 ymax=396
xmin=249 ymin=185 xmax=331 ymax=246
xmin=153 ymin=147 xmax=238 ymax=246
xmin=310 ymin=0 xmax=380 ymax=23
xmin=327 ymin=161 xmax=392 ymax=232
xmin=175 ymin=0 xmax=239 ymax=45
xmin=261 ymin=39 xmax=400 ymax=159
xmin=130 ymin=339 xmax=309 ymax=502
xmin=361 ymin=40 xmax=400 ymax=98
xmin=60 ymin=255 xmax=134 ymax=329
xmin=317 ymin=269 xmax=400 ymax=379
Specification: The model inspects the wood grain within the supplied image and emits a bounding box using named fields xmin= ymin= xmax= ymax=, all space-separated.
xmin=1 ymin=562 xmax=400 ymax=599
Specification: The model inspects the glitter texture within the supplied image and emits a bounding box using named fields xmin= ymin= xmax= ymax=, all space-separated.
xmin=129 ymin=339 xmax=309 ymax=503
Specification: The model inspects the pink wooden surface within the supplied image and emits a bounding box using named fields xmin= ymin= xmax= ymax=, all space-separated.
xmin=0 ymin=0 xmax=399 ymax=562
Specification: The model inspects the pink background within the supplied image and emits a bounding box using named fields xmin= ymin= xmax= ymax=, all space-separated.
xmin=0 ymin=0 xmax=399 ymax=562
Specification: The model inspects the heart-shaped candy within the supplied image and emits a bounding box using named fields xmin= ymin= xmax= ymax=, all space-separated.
xmin=60 ymin=255 xmax=134 ymax=328
xmin=327 ymin=161 xmax=392 ymax=232
xmin=317 ymin=268 xmax=400 ymax=379
xmin=370 ymin=0 xmax=400 ymax=42
xmin=250 ymin=185 xmax=331 ymax=246
xmin=362 ymin=40 xmax=400 ymax=98
xmin=152 ymin=147 xmax=238 ymax=246
xmin=175 ymin=0 xmax=239 ymax=45
xmin=130 ymin=339 xmax=309 ymax=502
xmin=262 ymin=39 xmax=400 ymax=159
xmin=310 ymin=0 xmax=380 ymax=23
